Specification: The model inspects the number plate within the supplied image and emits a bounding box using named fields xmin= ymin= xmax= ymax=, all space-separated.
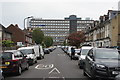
xmin=0 ymin=66 xmax=7 ymax=68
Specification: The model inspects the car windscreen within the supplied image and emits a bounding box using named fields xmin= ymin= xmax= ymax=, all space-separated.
xmin=20 ymin=49 xmax=34 ymax=54
xmin=81 ymin=49 xmax=90 ymax=55
xmin=95 ymin=49 xmax=119 ymax=59
xmin=0 ymin=52 xmax=12 ymax=60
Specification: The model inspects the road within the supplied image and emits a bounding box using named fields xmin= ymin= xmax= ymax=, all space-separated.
xmin=5 ymin=48 xmax=89 ymax=80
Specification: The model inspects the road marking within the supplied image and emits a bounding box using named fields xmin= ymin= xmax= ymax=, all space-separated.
xmin=35 ymin=64 xmax=54 ymax=69
xmin=48 ymin=77 xmax=60 ymax=78
xmin=58 ymin=54 xmax=65 ymax=56
xmin=49 ymin=67 xmax=60 ymax=74
xmin=48 ymin=77 xmax=65 ymax=80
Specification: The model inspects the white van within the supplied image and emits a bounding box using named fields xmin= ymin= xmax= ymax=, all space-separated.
xmin=78 ymin=46 xmax=93 ymax=69
xmin=67 ymin=46 xmax=72 ymax=56
xmin=32 ymin=45 xmax=44 ymax=59
xmin=18 ymin=46 xmax=37 ymax=65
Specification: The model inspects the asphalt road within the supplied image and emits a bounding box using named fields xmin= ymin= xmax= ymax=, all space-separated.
xmin=5 ymin=48 xmax=89 ymax=80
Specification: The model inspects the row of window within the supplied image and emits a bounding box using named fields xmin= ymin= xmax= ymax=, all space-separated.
xmin=31 ymin=23 xmax=69 ymax=26
xmin=44 ymin=34 xmax=68 ymax=36
xmin=41 ymin=29 xmax=69 ymax=31
xmin=31 ymin=20 xmax=69 ymax=23
xmin=44 ymin=32 xmax=68 ymax=34
xmin=77 ymin=21 xmax=94 ymax=23
xmin=38 ymin=26 xmax=69 ymax=28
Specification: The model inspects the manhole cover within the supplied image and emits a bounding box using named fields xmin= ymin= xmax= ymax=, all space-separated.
xmin=35 ymin=64 xmax=54 ymax=69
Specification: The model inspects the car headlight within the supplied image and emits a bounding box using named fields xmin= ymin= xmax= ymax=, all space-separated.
xmin=96 ymin=64 xmax=105 ymax=69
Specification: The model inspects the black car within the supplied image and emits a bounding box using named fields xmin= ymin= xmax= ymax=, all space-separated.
xmin=0 ymin=50 xmax=29 ymax=75
xmin=83 ymin=48 xmax=120 ymax=80
xmin=115 ymin=74 xmax=120 ymax=80
xmin=43 ymin=48 xmax=50 ymax=54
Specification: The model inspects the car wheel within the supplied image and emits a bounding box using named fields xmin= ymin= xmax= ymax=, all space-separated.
xmin=83 ymin=65 xmax=87 ymax=76
xmin=17 ymin=66 xmax=22 ymax=75
xmin=35 ymin=59 xmax=37 ymax=63
xmin=42 ymin=56 xmax=44 ymax=59
xmin=25 ymin=63 xmax=29 ymax=70
xmin=1 ymin=75 xmax=4 ymax=80
xmin=79 ymin=66 xmax=83 ymax=69
xmin=83 ymin=70 xmax=87 ymax=76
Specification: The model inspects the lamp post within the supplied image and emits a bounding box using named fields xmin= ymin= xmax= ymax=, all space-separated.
xmin=24 ymin=16 xmax=33 ymax=30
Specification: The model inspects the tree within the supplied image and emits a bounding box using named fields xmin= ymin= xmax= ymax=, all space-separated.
xmin=32 ymin=28 xmax=44 ymax=44
xmin=2 ymin=40 xmax=14 ymax=47
xmin=43 ymin=36 xmax=53 ymax=48
xmin=67 ymin=31 xmax=86 ymax=48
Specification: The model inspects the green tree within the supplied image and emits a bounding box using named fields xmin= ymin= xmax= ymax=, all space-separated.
xmin=2 ymin=40 xmax=14 ymax=47
xmin=43 ymin=36 xmax=53 ymax=48
xmin=32 ymin=28 xmax=44 ymax=44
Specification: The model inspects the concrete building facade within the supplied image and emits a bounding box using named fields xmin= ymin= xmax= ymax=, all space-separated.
xmin=27 ymin=15 xmax=94 ymax=45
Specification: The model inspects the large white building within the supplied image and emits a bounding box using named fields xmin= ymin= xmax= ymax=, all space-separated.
xmin=27 ymin=15 xmax=94 ymax=45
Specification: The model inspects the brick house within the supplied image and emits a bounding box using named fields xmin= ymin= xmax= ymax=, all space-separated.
xmin=0 ymin=24 xmax=12 ymax=41
xmin=7 ymin=24 xmax=34 ymax=46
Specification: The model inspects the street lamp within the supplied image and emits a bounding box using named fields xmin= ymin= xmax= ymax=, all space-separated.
xmin=24 ymin=16 xmax=33 ymax=29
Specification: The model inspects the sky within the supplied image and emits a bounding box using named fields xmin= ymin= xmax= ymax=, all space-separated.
xmin=0 ymin=0 xmax=119 ymax=29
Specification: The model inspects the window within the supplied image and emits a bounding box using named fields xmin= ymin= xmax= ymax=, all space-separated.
xmin=1 ymin=52 xmax=12 ymax=60
xmin=87 ymin=49 xmax=93 ymax=58
xmin=14 ymin=51 xmax=23 ymax=58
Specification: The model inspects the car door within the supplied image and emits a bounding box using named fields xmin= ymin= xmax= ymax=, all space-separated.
xmin=15 ymin=51 xmax=26 ymax=69
xmin=85 ymin=49 xmax=94 ymax=75
xmin=19 ymin=52 xmax=28 ymax=69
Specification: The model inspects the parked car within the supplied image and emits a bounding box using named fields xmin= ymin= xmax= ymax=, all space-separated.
xmin=18 ymin=46 xmax=37 ymax=65
xmin=78 ymin=46 xmax=93 ymax=69
xmin=43 ymin=48 xmax=50 ymax=54
xmin=83 ymin=48 xmax=120 ymax=80
xmin=0 ymin=69 xmax=4 ymax=80
xmin=115 ymin=74 xmax=120 ymax=80
xmin=0 ymin=50 xmax=29 ymax=75
xmin=66 ymin=46 xmax=72 ymax=56
xmin=73 ymin=49 xmax=81 ymax=60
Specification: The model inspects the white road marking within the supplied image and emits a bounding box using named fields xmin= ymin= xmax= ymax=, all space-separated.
xmin=48 ymin=77 xmax=65 ymax=80
xmin=58 ymin=54 xmax=65 ymax=56
xmin=35 ymin=64 xmax=54 ymax=69
xmin=48 ymin=77 xmax=60 ymax=78
xmin=49 ymin=67 xmax=60 ymax=74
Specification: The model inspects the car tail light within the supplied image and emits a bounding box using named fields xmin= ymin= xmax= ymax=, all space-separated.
xmin=11 ymin=59 xmax=19 ymax=62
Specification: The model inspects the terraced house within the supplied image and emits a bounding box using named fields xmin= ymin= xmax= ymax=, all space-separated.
xmin=85 ymin=10 xmax=120 ymax=48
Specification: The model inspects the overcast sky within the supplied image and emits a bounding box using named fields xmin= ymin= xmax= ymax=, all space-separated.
xmin=0 ymin=0 xmax=119 ymax=29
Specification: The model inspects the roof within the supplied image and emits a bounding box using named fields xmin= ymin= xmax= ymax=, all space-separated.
xmin=18 ymin=46 xmax=34 ymax=50
xmin=3 ymin=50 xmax=18 ymax=53
xmin=93 ymin=47 xmax=118 ymax=51
xmin=81 ymin=46 xmax=93 ymax=49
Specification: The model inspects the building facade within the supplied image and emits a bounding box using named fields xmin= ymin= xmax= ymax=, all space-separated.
xmin=0 ymin=24 xmax=12 ymax=41
xmin=85 ymin=10 xmax=120 ymax=48
xmin=27 ymin=15 xmax=94 ymax=45
xmin=7 ymin=24 xmax=33 ymax=46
